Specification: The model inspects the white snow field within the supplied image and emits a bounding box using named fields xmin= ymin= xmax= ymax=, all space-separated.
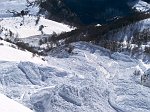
xmin=0 ymin=16 xmax=73 ymax=39
xmin=0 ymin=42 xmax=150 ymax=112
xmin=0 ymin=93 xmax=33 ymax=112
xmin=0 ymin=40 xmax=46 ymax=64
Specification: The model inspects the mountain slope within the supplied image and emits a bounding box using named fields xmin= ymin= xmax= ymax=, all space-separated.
xmin=131 ymin=0 xmax=150 ymax=13
xmin=0 ymin=42 xmax=150 ymax=112
xmin=0 ymin=40 xmax=46 ymax=64
xmin=0 ymin=16 xmax=73 ymax=39
xmin=0 ymin=0 xmax=150 ymax=112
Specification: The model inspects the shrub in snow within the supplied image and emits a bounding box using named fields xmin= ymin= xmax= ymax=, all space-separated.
xmin=7 ymin=9 xmax=29 ymax=17
xmin=144 ymin=47 xmax=150 ymax=54
xmin=133 ymin=70 xmax=141 ymax=76
xmin=39 ymin=25 xmax=45 ymax=34
xmin=64 ymin=44 xmax=74 ymax=54
xmin=0 ymin=43 xmax=4 ymax=46
xmin=141 ymin=69 xmax=150 ymax=87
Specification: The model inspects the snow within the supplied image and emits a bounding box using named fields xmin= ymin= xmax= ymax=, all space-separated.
xmin=132 ymin=0 xmax=150 ymax=13
xmin=106 ymin=18 xmax=150 ymax=41
xmin=0 ymin=93 xmax=33 ymax=112
xmin=0 ymin=40 xmax=46 ymax=65
xmin=0 ymin=0 xmax=150 ymax=112
xmin=95 ymin=24 xmax=101 ymax=27
xmin=0 ymin=0 xmax=39 ymax=18
xmin=0 ymin=0 xmax=74 ymax=39
xmin=139 ymin=59 xmax=150 ymax=70
xmin=0 ymin=42 xmax=149 ymax=112
xmin=0 ymin=16 xmax=73 ymax=38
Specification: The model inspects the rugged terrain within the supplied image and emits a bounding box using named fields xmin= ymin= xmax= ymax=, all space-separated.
xmin=0 ymin=0 xmax=150 ymax=112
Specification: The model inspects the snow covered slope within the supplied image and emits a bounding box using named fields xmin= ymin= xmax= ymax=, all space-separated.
xmin=105 ymin=18 xmax=150 ymax=41
xmin=0 ymin=0 xmax=74 ymax=66
xmin=0 ymin=40 xmax=46 ymax=64
xmin=0 ymin=93 xmax=33 ymax=112
xmin=0 ymin=0 xmax=150 ymax=112
xmin=0 ymin=16 xmax=73 ymax=38
xmin=0 ymin=0 xmax=73 ymax=39
xmin=131 ymin=0 xmax=150 ymax=13
xmin=0 ymin=0 xmax=39 ymax=18
xmin=0 ymin=42 xmax=150 ymax=112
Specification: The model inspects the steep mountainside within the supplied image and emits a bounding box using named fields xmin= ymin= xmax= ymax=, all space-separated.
xmin=0 ymin=0 xmax=150 ymax=112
